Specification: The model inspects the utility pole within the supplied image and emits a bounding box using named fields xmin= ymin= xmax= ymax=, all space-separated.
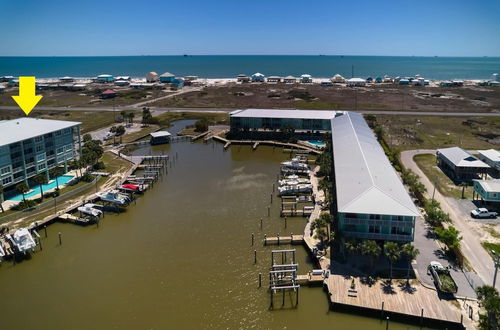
xmin=492 ymin=250 xmax=500 ymax=288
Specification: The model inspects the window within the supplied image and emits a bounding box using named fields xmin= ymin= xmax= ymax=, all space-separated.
xmin=55 ymin=130 xmax=62 ymax=136
xmin=34 ymin=136 xmax=43 ymax=142
xmin=37 ymin=153 xmax=46 ymax=162
xmin=368 ymin=225 xmax=380 ymax=233
xmin=38 ymin=163 xmax=46 ymax=171
xmin=57 ymin=147 xmax=64 ymax=154
xmin=36 ymin=145 xmax=44 ymax=152
xmin=64 ymin=128 xmax=71 ymax=135
xmin=0 ymin=166 xmax=11 ymax=175
xmin=369 ymin=214 xmax=381 ymax=220
xmin=2 ymin=176 xmax=12 ymax=185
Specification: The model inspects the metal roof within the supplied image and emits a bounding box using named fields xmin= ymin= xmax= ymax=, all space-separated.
xmin=331 ymin=112 xmax=419 ymax=217
xmin=230 ymin=109 xmax=340 ymax=120
xmin=150 ymin=131 xmax=172 ymax=138
xmin=436 ymin=147 xmax=489 ymax=168
xmin=478 ymin=149 xmax=500 ymax=163
xmin=474 ymin=179 xmax=500 ymax=193
xmin=0 ymin=118 xmax=81 ymax=147
xmin=160 ymin=72 xmax=174 ymax=77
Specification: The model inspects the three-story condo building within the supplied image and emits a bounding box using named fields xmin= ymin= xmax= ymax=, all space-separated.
xmin=331 ymin=112 xmax=419 ymax=242
xmin=0 ymin=118 xmax=82 ymax=191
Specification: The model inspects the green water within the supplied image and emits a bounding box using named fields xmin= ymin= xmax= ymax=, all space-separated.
xmin=0 ymin=122 xmax=425 ymax=329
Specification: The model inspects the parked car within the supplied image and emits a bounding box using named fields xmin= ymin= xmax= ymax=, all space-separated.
xmin=470 ymin=208 xmax=498 ymax=219
xmin=428 ymin=261 xmax=458 ymax=293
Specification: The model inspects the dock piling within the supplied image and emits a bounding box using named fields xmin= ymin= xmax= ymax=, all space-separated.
xmin=44 ymin=226 xmax=47 ymax=238
xmin=58 ymin=232 xmax=62 ymax=245
xmin=254 ymin=250 xmax=257 ymax=264
xmin=251 ymin=233 xmax=254 ymax=246
xmin=264 ymin=234 xmax=267 ymax=246
xmin=38 ymin=237 xmax=43 ymax=251
xmin=260 ymin=218 xmax=263 ymax=230
xmin=285 ymin=217 xmax=287 ymax=228
xmin=267 ymin=206 xmax=270 ymax=217
xmin=381 ymin=301 xmax=384 ymax=319
xmin=259 ymin=273 xmax=262 ymax=288
xmin=386 ymin=316 xmax=389 ymax=330
xmin=270 ymin=194 xmax=273 ymax=204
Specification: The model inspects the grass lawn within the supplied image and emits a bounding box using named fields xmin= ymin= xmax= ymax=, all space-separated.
xmin=482 ymin=225 xmax=500 ymax=239
xmin=374 ymin=115 xmax=500 ymax=151
xmin=482 ymin=242 xmax=500 ymax=258
xmin=120 ymin=125 xmax=159 ymax=143
xmin=155 ymin=111 xmax=229 ymax=127
xmin=413 ymin=154 xmax=473 ymax=199
xmin=101 ymin=152 xmax=134 ymax=174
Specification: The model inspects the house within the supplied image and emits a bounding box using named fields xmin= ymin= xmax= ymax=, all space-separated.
xmin=473 ymin=179 xmax=500 ymax=205
xmin=96 ymin=74 xmax=115 ymax=83
xmin=399 ymin=79 xmax=410 ymax=85
xmin=146 ymin=72 xmax=159 ymax=83
xmin=0 ymin=118 xmax=81 ymax=192
xmin=160 ymin=72 xmax=175 ymax=83
xmin=237 ymin=74 xmax=250 ymax=83
xmin=114 ymin=80 xmax=129 ymax=86
xmin=185 ymin=76 xmax=198 ymax=81
xmin=229 ymin=109 xmax=341 ymax=132
xmin=283 ymin=76 xmax=296 ymax=84
xmin=331 ymin=112 xmax=419 ymax=242
xmin=320 ymin=81 xmax=333 ymax=86
xmin=251 ymin=73 xmax=265 ymax=82
xmin=478 ymin=149 xmax=500 ymax=177
xmin=346 ymin=78 xmax=366 ymax=87
xmin=267 ymin=76 xmax=282 ymax=83
xmin=375 ymin=77 xmax=383 ymax=83
xmin=171 ymin=78 xmax=184 ymax=88
xmin=331 ymin=74 xmax=345 ymax=83
xmin=0 ymin=76 xmax=14 ymax=82
xmin=101 ymin=89 xmax=117 ymax=99
xmin=439 ymin=81 xmax=453 ymax=87
xmin=300 ymin=74 xmax=313 ymax=83
xmin=115 ymin=76 xmax=131 ymax=81
xmin=0 ymin=85 xmax=5 ymax=93
xmin=150 ymin=131 xmax=172 ymax=145
xmin=436 ymin=147 xmax=490 ymax=181
xmin=59 ymin=76 xmax=74 ymax=83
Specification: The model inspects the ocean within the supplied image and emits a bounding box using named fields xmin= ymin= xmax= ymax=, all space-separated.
xmin=0 ymin=55 xmax=499 ymax=80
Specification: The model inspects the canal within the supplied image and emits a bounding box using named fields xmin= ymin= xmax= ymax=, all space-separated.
xmin=0 ymin=121 xmax=427 ymax=329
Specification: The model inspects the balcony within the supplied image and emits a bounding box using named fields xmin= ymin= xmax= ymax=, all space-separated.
xmin=343 ymin=217 xmax=414 ymax=228
xmin=343 ymin=231 xmax=413 ymax=242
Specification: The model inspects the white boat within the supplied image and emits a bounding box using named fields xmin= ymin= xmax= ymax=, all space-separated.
xmin=278 ymin=178 xmax=310 ymax=186
xmin=9 ymin=228 xmax=36 ymax=253
xmin=285 ymin=175 xmax=299 ymax=180
xmin=0 ymin=243 xmax=5 ymax=258
xmin=278 ymin=184 xmax=313 ymax=195
xmin=77 ymin=203 xmax=103 ymax=218
xmin=281 ymin=159 xmax=309 ymax=171
xmin=96 ymin=190 xmax=130 ymax=205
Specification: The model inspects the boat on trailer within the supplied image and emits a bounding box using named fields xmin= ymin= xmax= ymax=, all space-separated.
xmin=8 ymin=228 xmax=36 ymax=254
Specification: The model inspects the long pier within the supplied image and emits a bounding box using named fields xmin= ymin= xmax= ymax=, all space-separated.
xmin=264 ymin=234 xmax=304 ymax=246
xmin=211 ymin=135 xmax=321 ymax=154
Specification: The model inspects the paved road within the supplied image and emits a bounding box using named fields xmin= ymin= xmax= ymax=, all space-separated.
xmin=401 ymin=149 xmax=497 ymax=293
xmin=1 ymin=105 xmax=500 ymax=117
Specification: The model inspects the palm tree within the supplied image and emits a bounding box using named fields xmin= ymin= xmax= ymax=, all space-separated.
xmin=128 ymin=112 xmax=135 ymax=124
xmin=33 ymin=173 xmax=49 ymax=200
xmin=384 ymin=242 xmax=401 ymax=282
xmin=361 ymin=240 xmax=381 ymax=272
xmin=402 ymin=243 xmax=420 ymax=284
xmin=345 ymin=239 xmax=359 ymax=256
xmin=16 ymin=182 xmax=29 ymax=202
xmin=459 ymin=182 xmax=468 ymax=199
xmin=0 ymin=183 xmax=4 ymax=212
xmin=49 ymin=167 xmax=64 ymax=190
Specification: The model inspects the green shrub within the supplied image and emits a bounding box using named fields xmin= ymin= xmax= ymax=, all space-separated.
xmin=14 ymin=199 xmax=37 ymax=211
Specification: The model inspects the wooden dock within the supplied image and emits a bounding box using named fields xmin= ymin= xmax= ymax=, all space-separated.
xmin=58 ymin=213 xmax=94 ymax=225
xmin=296 ymin=273 xmax=324 ymax=286
xmin=326 ymin=273 xmax=464 ymax=328
xmin=264 ymin=234 xmax=304 ymax=245
xmin=280 ymin=209 xmax=313 ymax=217
xmin=211 ymin=136 xmax=321 ymax=154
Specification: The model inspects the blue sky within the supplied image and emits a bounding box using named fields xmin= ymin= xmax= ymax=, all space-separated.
xmin=1 ymin=0 xmax=499 ymax=56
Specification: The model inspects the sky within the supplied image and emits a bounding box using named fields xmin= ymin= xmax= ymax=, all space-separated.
xmin=1 ymin=0 xmax=499 ymax=56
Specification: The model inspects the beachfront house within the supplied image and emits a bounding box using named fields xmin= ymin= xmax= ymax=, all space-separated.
xmin=150 ymin=131 xmax=172 ymax=145
xmin=436 ymin=147 xmax=490 ymax=182
xmin=300 ymin=74 xmax=313 ymax=83
xmin=478 ymin=149 xmax=500 ymax=177
xmin=114 ymin=80 xmax=129 ymax=86
xmin=473 ymin=179 xmax=500 ymax=206
xmin=0 ymin=118 xmax=81 ymax=196
xmin=0 ymin=85 xmax=5 ymax=93
xmin=101 ymin=89 xmax=117 ymax=99
xmin=146 ymin=72 xmax=159 ymax=83
xmin=229 ymin=109 xmax=340 ymax=132
xmin=283 ymin=76 xmax=297 ymax=84
xmin=267 ymin=76 xmax=282 ymax=83
xmin=0 ymin=76 xmax=14 ymax=83
xmin=171 ymin=78 xmax=184 ymax=88
xmin=59 ymin=76 xmax=74 ymax=83
xmin=347 ymin=78 xmax=366 ymax=87
xmin=96 ymin=74 xmax=115 ymax=83
xmin=237 ymin=74 xmax=250 ymax=83
xmin=331 ymin=74 xmax=345 ymax=83
xmin=160 ymin=72 xmax=175 ymax=83
xmin=251 ymin=73 xmax=265 ymax=82
xmin=331 ymin=112 xmax=419 ymax=242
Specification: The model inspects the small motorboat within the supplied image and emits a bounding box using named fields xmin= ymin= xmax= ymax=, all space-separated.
xmin=96 ymin=190 xmax=130 ymax=206
xmin=8 ymin=228 xmax=36 ymax=254
xmin=121 ymin=184 xmax=141 ymax=192
xmin=77 ymin=203 xmax=103 ymax=218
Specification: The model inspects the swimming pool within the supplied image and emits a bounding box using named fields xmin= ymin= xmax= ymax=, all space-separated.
xmin=8 ymin=175 xmax=75 ymax=201
xmin=307 ymin=140 xmax=326 ymax=147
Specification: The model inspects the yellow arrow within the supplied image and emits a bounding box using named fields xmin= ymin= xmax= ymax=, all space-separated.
xmin=12 ymin=76 xmax=43 ymax=115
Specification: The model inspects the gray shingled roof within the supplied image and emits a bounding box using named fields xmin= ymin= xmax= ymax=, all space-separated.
xmin=331 ymin=112 xmax=419 ymax=217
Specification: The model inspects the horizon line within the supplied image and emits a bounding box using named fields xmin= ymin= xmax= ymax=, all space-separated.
xmin=1 ymin=54 xmax=500 ymax=58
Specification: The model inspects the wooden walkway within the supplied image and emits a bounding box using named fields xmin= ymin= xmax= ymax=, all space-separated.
xmin=327 ymin=274 xmax=463 ymax=326
xmin=264 ymin=234 xmax=304 ymax=245
xmin=211 ymin=135 xmax=321 ymax=154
